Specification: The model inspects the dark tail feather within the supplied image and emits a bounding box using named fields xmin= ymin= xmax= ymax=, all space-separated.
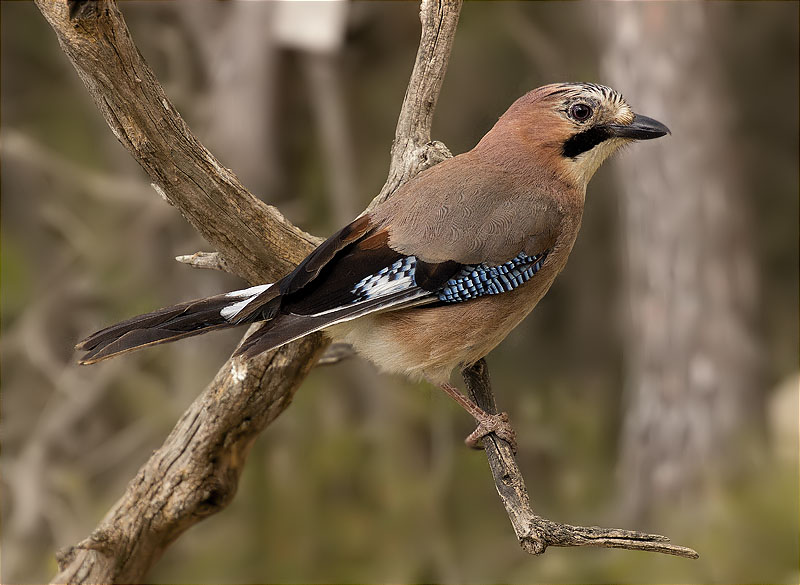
xmin=77 ymin=284 xmax=276 ymax=365
xmin=79 ymin=281 xmax=434 ymax=365
xmin=234 ymin=289 xmax=435 ymax=360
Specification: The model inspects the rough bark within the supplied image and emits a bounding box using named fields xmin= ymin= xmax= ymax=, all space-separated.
xmin=602 ymin=2 xmax=762 ymax=521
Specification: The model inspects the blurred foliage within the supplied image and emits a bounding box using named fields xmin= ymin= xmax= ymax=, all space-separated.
xmin=1 ymin=2 xmax=797 ymax=584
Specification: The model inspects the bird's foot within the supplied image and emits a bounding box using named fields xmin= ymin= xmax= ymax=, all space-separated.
xmin=438 ymin=382 xmax=518 ymax=453
xmin=465 ymin=410 xmax=517 ymax=453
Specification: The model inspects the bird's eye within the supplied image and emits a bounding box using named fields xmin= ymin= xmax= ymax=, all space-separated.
xmin=569 ymin=103 xmax=593 ymax=122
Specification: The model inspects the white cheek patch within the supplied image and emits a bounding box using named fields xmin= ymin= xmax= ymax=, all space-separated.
xmin=564 ymin=137 xmax=627 ymax=188
xmin=221 ymin=283 xmax=273 ymax=321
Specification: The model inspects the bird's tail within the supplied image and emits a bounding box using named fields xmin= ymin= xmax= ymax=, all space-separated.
xmin=76 ymin=283 xmax=275 ymax=365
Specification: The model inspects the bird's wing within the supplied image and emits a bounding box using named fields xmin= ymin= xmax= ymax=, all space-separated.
xmin=228 ymin=214 xmax=462 ymax=324
xmin=371 ymin=154 xmax=561 ymax=265
xmin=229 ymin=215 xmax=466 ymax=358
xmin=228 ymin=213 xmax=374 ymax=323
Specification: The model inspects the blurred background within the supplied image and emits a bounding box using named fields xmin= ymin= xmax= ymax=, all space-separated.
xmin=1 ymin=1 xmax=797 ymax=583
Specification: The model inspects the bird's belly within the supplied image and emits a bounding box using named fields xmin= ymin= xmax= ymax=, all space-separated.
xmin=328 ymin=270 xmax=557 ymax=384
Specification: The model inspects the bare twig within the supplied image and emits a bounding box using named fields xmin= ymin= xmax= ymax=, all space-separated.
xmin=174 ymin=251 xmax=231 ymax=272
xmin=462 ymin=359 xmax=699 ymax=559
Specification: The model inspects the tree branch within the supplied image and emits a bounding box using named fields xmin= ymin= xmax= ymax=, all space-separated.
xmin=38 ymin=0 xmax=319 ymax=285
xmin=40 ymin=0 xmax=462 ymax=582
xmin=368 ymin=0 xmax=458 ymax=209
xmin=462 ymin=360 xmax=699 ymax=559
xmin=52 ymin=333 xmax=328 ymax=584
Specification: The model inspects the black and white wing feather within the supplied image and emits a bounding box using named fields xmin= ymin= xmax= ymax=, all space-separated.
xmin=231 ymin=222 xmax=463 ymax=358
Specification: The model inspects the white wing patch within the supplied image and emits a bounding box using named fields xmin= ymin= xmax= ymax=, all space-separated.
xmin=351 ymin=256 xmax=417 ymax=302
xmin=221 ymin=283 xmax=273 ymax=321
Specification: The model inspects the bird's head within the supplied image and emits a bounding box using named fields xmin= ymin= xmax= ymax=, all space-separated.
xmin=482 ymin=82 xmax=670 ymax=189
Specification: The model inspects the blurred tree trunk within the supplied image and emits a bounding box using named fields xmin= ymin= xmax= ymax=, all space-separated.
xmin=602 ymin=2 xmax=763 ymax=521
xmin=177 ymin=1 xmax=281 ymax=201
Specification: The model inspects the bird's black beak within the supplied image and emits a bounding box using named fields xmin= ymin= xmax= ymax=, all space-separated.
xmin=607 ymin=114 xmax=670 ymax=140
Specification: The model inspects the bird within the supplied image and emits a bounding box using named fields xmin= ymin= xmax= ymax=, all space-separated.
xmin=76 ymin=82 xmax=669 ymax=449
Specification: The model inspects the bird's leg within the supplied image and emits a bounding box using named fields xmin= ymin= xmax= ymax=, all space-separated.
xmin=438 ymin=382 xmax=517 ymax=453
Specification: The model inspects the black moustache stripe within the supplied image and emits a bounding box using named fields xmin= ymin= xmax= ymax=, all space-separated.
xmin=562 ymin=126 xmax=612 ymax=158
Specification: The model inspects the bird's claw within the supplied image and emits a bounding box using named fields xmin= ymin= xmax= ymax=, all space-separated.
xmin=465 ymin=411 xmax=517 ymax=453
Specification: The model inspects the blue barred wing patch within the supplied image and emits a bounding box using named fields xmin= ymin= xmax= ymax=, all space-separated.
xmin=436 ymin=251 xmax=548 ymax=303
xmin=350 ymin=251 xmax=548 ymax=304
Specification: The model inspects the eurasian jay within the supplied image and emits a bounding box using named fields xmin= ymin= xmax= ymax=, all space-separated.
xmin=77 ymin=82 xmax=669 ymax=447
